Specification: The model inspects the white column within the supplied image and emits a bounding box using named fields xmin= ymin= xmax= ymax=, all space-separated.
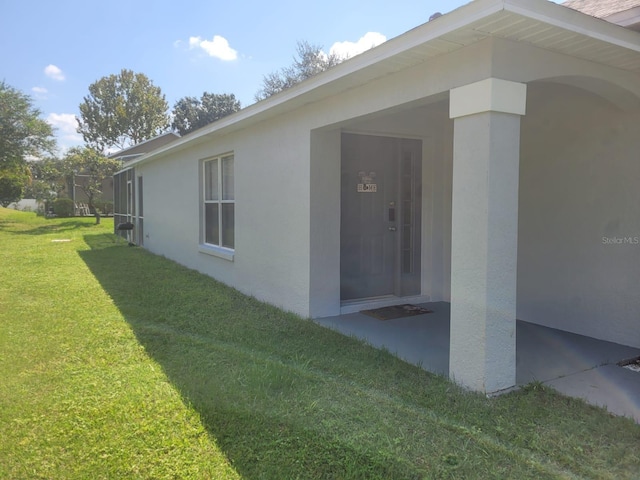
xmin=448 ymin=78 xmax=526 ymax=393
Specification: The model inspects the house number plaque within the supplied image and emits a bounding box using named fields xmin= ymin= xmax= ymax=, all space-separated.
xmin=357 ymin=183 xmax=377 ymax=192
xmin=357 ymin=170 xmax=377 ymax=193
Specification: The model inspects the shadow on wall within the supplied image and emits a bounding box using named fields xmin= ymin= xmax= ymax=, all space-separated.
xmin=78 ymin=234 xmax=430 ymax=479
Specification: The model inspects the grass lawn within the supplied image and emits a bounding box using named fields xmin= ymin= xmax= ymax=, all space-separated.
xmin=0 ymin=208 xmax=639 ymax=479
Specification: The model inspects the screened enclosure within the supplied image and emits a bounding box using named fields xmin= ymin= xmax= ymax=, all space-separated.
xmin=113 ymin=167 xmax=142 ymax=244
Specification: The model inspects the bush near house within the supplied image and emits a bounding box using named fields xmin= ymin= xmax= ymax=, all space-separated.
xmin=93 ymin=199 xmax=113 ymax=215
xmin=1 ymin=208 xmax=639 ymax=480
xmin=52 ymin=197 xmax=74 ymax=217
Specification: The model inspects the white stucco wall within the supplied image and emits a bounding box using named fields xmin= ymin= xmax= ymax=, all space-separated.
xmin=518 ymin=82 xmax=640 ymax=348
xmin=138 ymin=113 xmax=312 ymax=316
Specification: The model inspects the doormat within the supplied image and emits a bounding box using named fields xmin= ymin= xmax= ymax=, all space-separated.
xmin=619 ymin=356 xmax=640 ymax=373
xmin=360 ymin=304 xmax=433 ymax=321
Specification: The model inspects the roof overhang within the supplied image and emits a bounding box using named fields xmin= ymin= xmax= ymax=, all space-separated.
xmin=129 ymin=0 xmax=640 ymax=168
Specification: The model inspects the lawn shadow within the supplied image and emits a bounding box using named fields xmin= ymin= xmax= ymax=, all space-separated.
xmin=79 ymin=234 xmax=422 ymax=479
xmin=0 ymin=218 xmax=98 ymax=236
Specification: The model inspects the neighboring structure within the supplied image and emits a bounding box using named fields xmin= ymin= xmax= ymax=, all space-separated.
xmin=70 ymin=175 xmax=114 ymax=215
xmin=7 ymin=199 xmax=40 ymax=212
xmin=113 ymin=132 xmax=180 ymax=242
xmin=115 ymin=0 xmax=640 ymax=394
xmin=109 ymin=132 xmax=181 ymax=164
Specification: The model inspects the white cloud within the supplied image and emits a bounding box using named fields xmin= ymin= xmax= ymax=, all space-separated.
xmin=47 ymin=113 xmax=77 ymax=134
xmin=44 ymin=64 xmax=65 ymax=81
xmin=188 ymin=35 xmax=238 ymax=61
xmin=329 ymin=32 xmax=387 ymax=60
xmin=47 ymin=113 xmax=83 ymax=152
xmin=32 ymin=86 xmax=48 ymax=99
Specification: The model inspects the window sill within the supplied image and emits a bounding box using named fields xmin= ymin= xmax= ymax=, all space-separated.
xmin=198 ymin=244 xmax=235 ymax=261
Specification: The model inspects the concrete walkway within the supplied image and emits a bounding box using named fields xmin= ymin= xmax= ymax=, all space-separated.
xmin=315 ymin=302 xmax=640 ymax=422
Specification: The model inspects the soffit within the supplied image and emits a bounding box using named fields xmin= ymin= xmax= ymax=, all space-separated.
xmin=363 ymin=11 xmax=640 ymax=80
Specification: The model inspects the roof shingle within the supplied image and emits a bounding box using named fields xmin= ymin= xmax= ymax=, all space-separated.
xmin=562 ymin=0 xmax=640 ymax=18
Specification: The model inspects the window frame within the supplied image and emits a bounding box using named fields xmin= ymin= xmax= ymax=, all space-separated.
xmin=200 ymin=153 xmax=235 ymax=261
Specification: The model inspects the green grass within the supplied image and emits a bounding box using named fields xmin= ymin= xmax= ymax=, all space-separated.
xmin=1 ymin=208 xmax=639 ymax=479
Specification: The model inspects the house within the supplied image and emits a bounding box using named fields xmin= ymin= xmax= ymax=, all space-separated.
xmin=112 ymin=132 xmax=179 ymax=237
xmin=114 ymin=0 xmax=640 ymax=394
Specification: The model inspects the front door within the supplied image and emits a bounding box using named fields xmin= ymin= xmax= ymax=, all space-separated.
xmin=340 ymin=133 xmax=422 ymax=301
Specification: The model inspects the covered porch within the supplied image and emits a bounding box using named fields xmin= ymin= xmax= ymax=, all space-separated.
xmin=300 ymin=0 xmax=640 ymax=399
xmin=315 ymin=302 xmax=640 ymax=422
xmin=309 ymin=76 xmax=640 ymax=395
xmin=308 ymin=37 xmax=640 ymax=395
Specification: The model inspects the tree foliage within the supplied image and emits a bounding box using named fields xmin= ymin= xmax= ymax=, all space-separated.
xmin=0 ymin=81 xmax=56 ymax=168
xmin=63 ymin=147 xmax=121 ymax=222
xmin=0 ymin=81 xmax=56 ymax=207
xmin=255 ymin=41 xmax=342 ymax=101
xmin=171 ymin=93 xmax=241 ymax=135
xmin=0 ymin=170 xmax=29 ymax=207
xmin=25 ymin=157 xmax=67 ymax=203
xmin=77 ymin=69 xmax=170 ymax=152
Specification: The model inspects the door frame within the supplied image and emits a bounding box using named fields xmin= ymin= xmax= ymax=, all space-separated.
xmin=339 ymin=131 xmax=423 ymax=305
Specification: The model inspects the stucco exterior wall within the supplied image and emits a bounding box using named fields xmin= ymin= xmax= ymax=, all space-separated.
xmin=138 ymin=113 xmax=312 ymax=316
xmin=518 ymin=82 xmax=640 ymax=348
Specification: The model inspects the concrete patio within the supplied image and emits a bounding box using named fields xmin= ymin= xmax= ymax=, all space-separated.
xmin=315 ymin=302 xmax=640 ymax=423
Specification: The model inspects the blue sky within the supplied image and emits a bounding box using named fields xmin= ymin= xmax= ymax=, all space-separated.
xmin=1 ymin=1 xmax=501 ymax=153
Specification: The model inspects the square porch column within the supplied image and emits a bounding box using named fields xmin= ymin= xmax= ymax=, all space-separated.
xmin=448 ymin=78 xmax=526 ymax=394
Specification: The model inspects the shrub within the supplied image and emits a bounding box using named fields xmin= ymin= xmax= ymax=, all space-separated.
xmin=53 ymin=197 xmax=74 ymax=217
xmin=94 ymin=200 xmax=113 ymax=215
xmin=0 ymin=174 xmax=24 ymax=208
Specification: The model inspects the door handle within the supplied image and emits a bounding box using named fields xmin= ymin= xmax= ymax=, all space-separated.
xmin=388 ymin=227 xmax=397 ymax=231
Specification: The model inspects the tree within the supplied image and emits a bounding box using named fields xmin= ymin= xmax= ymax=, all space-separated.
xmin=0 ymin=81 xmax=56 ymax=169
xmin=171 ymin=93 xmax=241 ymax=135
xmin=0 ymin=170 xmax=28 ymax=207
xmin=63 ymin=147 xmax=121 ymax=223
xmin=0 ymin=81 xmax=56 ymax=206
xmin=255 ymin=41 xmax=342 ymax=101
xmin=77 ymin=69 xmax=170 ymax=152
xmin=25 ymin=157 xmax=67 ymax=203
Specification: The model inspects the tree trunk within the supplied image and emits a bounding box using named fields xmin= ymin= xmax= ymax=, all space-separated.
xmin=88 ymin=197 xmax=100 ymax=224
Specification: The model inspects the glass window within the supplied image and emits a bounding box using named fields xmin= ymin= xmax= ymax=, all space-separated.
xmin=205 ymin=159 xmax=218 ymax=201
xmin=222 ymin=156 xmax=234 ymax=201
xmin=221 ymin=203 xmax=234 ymax=248
xmin=203 ymin=155 xmax=234 ymax=250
